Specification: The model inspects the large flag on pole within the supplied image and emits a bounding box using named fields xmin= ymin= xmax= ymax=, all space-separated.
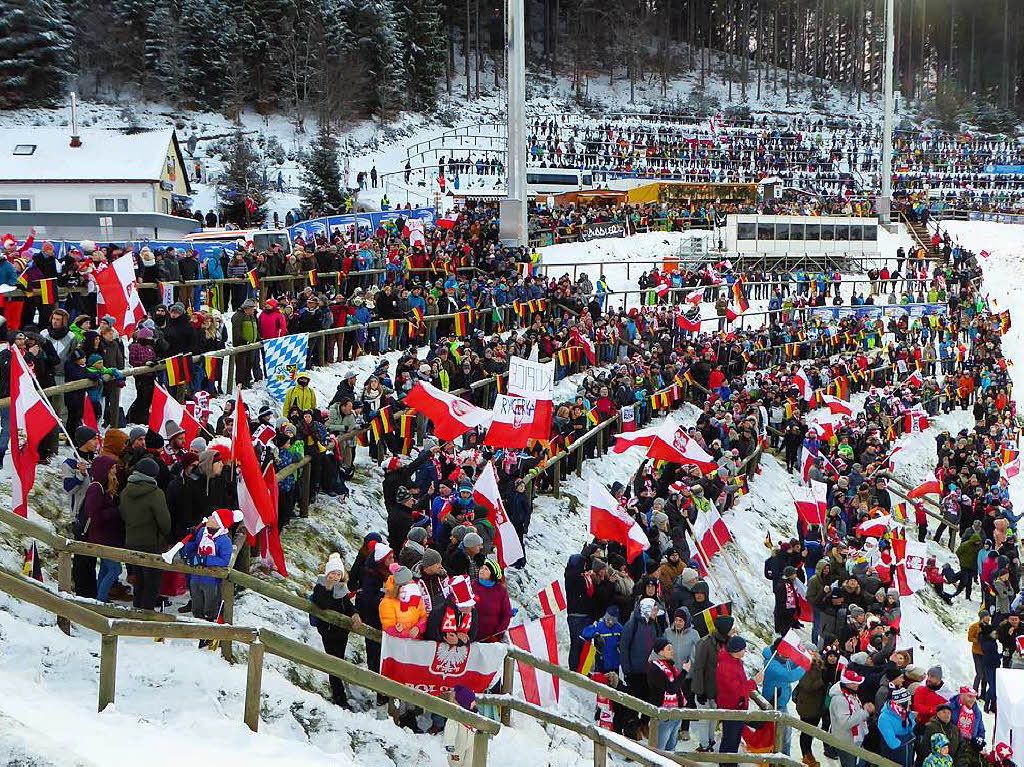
xmin=484 ymin=394 xmax=543 ymax=449
xmin=263 ymin=333 xmax=309 ymax=403
xmin=403 ymin=381 xmax=493 ymax=441
xmin=10 ymin=346 xmax=59 ymax=518
xmin=94 ymin=253 xmax=146 ymax=334
xmin=231 ymin=390 xmax=287 ymax=576
xmin=589 ymin=479 xmax=649 ymax=563
xmin=472 ymin=461 xmax=524 ymax=568
xmin=507 ymin=356 xmax=554 ymax=440
xmin=149 ymin=382 xmax=202 ymax=445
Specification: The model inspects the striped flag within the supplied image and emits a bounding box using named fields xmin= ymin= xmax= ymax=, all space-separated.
xmin=38 ymin=277 xmax=57 ymax=305
xmin=454 ymin=310 xmax=472 ymax=336
xmin=22 ymin=541 xmax=42 ymax=582
xmin=165 ymin=354 xmax=191 ymax=386
xmin=692 ymin=602 xmax=733 ymax=637
xmin=508 ymin=614 xmax=560 ymax=706
xmin=246 ymin=269 xmax=258 ymax=288
xmin=537 ymin=580 xmax=567 ymax=615
xmin=370 ymin=407 xmax=393 ymax=441
xmin=577 ymin=640 xmax=597 ymax=675
xmin=307 ymin=270 xmax=318 ymax=286
xmin=203 ymin=355 xmax=222 ymax=382
xmin=16 ymin=269 xmax=29 ymax=290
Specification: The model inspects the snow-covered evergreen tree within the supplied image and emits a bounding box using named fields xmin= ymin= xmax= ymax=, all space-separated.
xmin=0 ymin=0 xmax=75 ymax=107
xmin=395 ymin=0 xmax=445 ymax=109
xmin=300 ymin=123 xmax=348 ymax=216
xmin=218 ymin=131 xmax=267 ymax=226
xmin=346 ymin=0 xmax=406 ymax=114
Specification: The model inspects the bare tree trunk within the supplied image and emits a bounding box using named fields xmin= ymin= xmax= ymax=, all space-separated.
xmin=919 ymin=0 xmax=926 ymax=97
xmin=551 ymin=0 xmax=559 ymax=77
xmin=474 ymin=0 xmax=480 ymax=98
xmin=757 ymin=0 xmax=763 ymax=99
xmin=786 ymin=0 xmax=792 ymax=103
xmin=969 ymin=9 xmax=975 ymax=94
xmin=1002 ymin=0 xmax=1010 ymax=106
xmin=465 ymin=0 xmax=472 ymax=99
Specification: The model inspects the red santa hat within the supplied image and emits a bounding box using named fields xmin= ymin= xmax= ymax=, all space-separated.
xmin=1 ymin=233 xmax=16 ymax=251
xmin=208 ymin=508 xmax=243 ymax=529
xmin=370 ymin=540 xmax=393 ymax=563
xmin=841 ymin=668 xmax=865 ymax=687
xmin=445 ymin=575 xmax=477 ymax=608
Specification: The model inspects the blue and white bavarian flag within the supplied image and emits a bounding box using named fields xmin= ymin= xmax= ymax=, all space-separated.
xmin=264 ymin=333 xmax=309 ymax=402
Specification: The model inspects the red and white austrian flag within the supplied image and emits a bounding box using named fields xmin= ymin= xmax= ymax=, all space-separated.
xmin=537 ymin=580 xmax=567 ymax=615
xmin=380 ymin=634 xmax=507 ymax=697
xmin=94 ymin=253 xmax=146 ymax=334
xmin=508 ymin=614 xmax=560 ymax=707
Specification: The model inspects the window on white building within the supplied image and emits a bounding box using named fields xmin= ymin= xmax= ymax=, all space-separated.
xmin=95 ymin=198 xmax=129 ymax=212
xmin=12 ymin=144 xmax=36 ymax=155
xmin=0 ymin=198 xmax=31 ymax=211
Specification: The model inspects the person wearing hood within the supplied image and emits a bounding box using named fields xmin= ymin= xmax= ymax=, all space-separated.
xmin=66 ymin=425 xmax=99 ymax=598
xmin=794 ymin=645 xmax=841 ymax=767
xmin=581 ymin=606 xmax=624 ymax=675
xmin=923 ymin=733 xmax=955 ymax=767
xmin=876 ymin=686 xmax=917 ymax=767
xmin=691 ymin=614 xmax=735 ymax=751
xmin=81 ymin=454 xmax=125 ymax=602
xmin=179 ymin=509 xmax=237 ymax=639
xmin=119 ymin=456 xmax=171 ymax=610
xmin=762 ymin=636 xmax=808 ymax=756
xmin=620 ymin=596 xmax=664 ymax=707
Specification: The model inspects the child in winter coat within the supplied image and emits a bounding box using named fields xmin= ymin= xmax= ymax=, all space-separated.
xmin=581 ymin=606 xmax=624 ymax=674
xmin=378 ymin=564 xmax=427 ymax=638
xmin=923 ymin=733 xmax=954 ymax=767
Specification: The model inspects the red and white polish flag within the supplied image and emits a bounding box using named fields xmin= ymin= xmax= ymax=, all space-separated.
xmin=792 ymin=484 xmax=824 ymax=527
xmin=908 ymin=478 xmax=942 ymax=499
xmin=589 ymin=479 xmax=650 ymax=563
xmin=537 ymin=580 xmax=567 ymax=615
xmin=904 ymin=407 xmax=930 ymax=433
xmin=94 ymin=253 xmax=146 ymax=334
xmin=690 ymin=506 xmax=732 ymax=568
xmin=856 ymin=515 xmax=893 ymax=538
xmin=380 ymin=634 xmax=507 ymax=697
xmin=508 ymin=614 xmax=560 ymax=707
xmin=686 ymin=288 xmax=704 ymax=305
xmin=820 ymin=394 xmax=853 ymax=416
xmin=472 ymin=461 xmax=524 ymax=569
xmin=777 ymin=628 xmax=814 ymax=670
xmin=149 ymin=382 xmax=202 ymax=445
xmin=484 ymin=394 xmax=541 ymax=449
xmin=10 ymin=346 xmax=58 ymax=518
xmin=404 ymin=381 xmax=493 ymax=441
xmin=793 ymin=367 xmax=813 ymax=402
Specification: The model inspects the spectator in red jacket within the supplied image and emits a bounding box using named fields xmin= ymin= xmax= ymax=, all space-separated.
xmin=716 ymin=635 xmax=763 ymax=753
xmin=258 ymin=298 xmax=288 ymax=339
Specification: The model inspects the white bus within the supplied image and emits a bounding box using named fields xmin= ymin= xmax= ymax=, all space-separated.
xmin=526 ymin=167 xmax=594 ymax=195
xmin=182 ymin=228 xmax=293 ymax=253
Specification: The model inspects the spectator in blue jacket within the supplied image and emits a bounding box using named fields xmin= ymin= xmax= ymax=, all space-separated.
xmin=949 ymin=688 xmax=985 ymax=741
xmin=762 ymin=638 xmax=808 ymax=755
xmin=581 ymin=606 xmax=623 ymax=674
xmin=877 ymin=687 xmax=917 ymax=767
xmin=180 ymin=508 xmax=238 ymax=644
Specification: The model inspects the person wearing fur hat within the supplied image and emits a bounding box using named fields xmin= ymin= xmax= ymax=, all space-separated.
xmin=179 ymin=509 xmax=239 ymax=641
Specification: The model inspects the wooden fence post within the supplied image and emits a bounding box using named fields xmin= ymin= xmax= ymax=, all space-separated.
xmin=226 ymin=355 xmax=236 ymax=394
xmin=98 ymin=634 xmax=118 ymax=712
xmin=220 ymin=576 xmax=236 ymax=663
xmin=552 ymin=460 xmax=561 ymax=499
xmin=647 ymin=713 xmax=660 ymax=750
xmin=596 ymin=426 xmax=605 ymax=456
xmin=773 ymin=710 xmax=786 ymax=756
xmin=499 ymin=655 xmax=515 ymax=725
xmin=470 ymin=731 xmax=489 ymax=767
xmin=575 ymin=445 xmax=583 ymax=478
xmin=57 ymin=550 xmax=73 ymax=635
xmin=299 ymin=464 xmax=312 ymax=517
xmin=593 ymin=741 xmax=608 ymax=767
xmin=244 ymin=641 xmax=264 ymax=732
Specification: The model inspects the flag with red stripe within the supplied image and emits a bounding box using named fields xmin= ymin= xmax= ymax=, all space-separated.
xmin=10 ymin=346 xmax=59 ymax=517
xmin=508 ymin=614 xmax=560 ymax=706
xmin=537 ymin=580 xmax=567 ymax=615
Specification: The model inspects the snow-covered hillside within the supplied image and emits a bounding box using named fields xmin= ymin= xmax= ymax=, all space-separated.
xmin=0 ymin=218 xmax=1017 ymax=764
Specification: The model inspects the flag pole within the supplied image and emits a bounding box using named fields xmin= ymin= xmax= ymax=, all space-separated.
xmin=25 ymin=357 xmax=78 ymax=450
xmin=701 ymin=510 xmax=754 ymax=606
xmin=681 ymin=514 xmax=749 ymax=604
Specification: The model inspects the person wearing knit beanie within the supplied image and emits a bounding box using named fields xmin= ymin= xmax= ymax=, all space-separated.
xmin=312 ymin=552 xmax=358 ymax=707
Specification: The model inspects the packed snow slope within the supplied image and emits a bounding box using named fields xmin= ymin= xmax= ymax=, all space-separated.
xmin=0 ymin=220 xmax=1014 ymax=763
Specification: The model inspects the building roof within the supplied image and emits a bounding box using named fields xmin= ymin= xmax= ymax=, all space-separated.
xmin=0 ymin=127 xmax=192 ymax=193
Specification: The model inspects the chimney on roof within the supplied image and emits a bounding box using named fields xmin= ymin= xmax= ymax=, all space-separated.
xmin=70 ymin=92 xmax=81 ymax=148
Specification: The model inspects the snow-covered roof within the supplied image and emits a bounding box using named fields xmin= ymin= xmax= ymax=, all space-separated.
xmin=0 ymin=127 xmax=184 ymax=185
